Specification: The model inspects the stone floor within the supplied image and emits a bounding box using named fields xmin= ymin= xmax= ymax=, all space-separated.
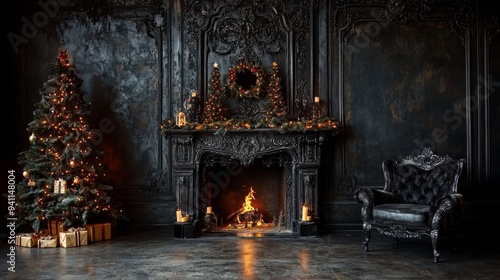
xmin=2 ymin=225 xmax=499 ymax=280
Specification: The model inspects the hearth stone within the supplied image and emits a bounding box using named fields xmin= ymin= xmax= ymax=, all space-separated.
xmin=295 ymin=221 xmax=319 ymax=236
xmin=174 ymin=222 xmax=194 ymax=238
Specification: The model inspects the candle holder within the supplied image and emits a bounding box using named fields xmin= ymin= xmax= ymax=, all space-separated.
xmin=175 ymin=112 xmax=186 ymax=127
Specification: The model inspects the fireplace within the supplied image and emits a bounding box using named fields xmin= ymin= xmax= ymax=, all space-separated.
xmin=165 ymin=129 xmax=333 ymax=235
xmin=202 ymin=156 xmax=288 ymax=232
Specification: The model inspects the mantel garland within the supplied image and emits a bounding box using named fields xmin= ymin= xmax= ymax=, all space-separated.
xmin=227 ymin=59 xmax=266 ymax=99
xmin=162 ymin=60 xmax=340 ymax=136
xmin=160 ymin=117 xmax=340 ymax=136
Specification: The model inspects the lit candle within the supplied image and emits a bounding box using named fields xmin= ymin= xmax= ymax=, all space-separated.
xmin=192 ymin=91 xmax=197 ymax=97
xmin=307 ymin=215 xmax=312 ymax=222
xmin=180 ymin=214 xmax=190 ymax=223
xmin=302 ymin=205 xmax=308 ymax=221
xmin=314 ymin=96 xmax=320 ymax=103
xmin=176 ymin=209 xmax=182 ymax=222
xmin=207 ymin=206 xmax=212 ymax=214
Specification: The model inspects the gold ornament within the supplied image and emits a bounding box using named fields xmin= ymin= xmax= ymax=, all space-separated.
xmin=23 ymin=170 xmax=30 ymax=178
xmin=29 ymin=133 xmax=36 ymax=143
xmin=28 ymin=179 xmax=36 ymax=186
xmin=69 ymin=159 xmax=76 ymax=168
xmin=73 ymin=176 xmax=80 ymax=184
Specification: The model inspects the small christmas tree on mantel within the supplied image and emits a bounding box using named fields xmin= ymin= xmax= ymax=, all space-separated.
xmin=16 ymin=49 xmax=126 ymax=232
xmin=265 ymin=61 xmax=287 ymax=126
xmin=202 ymin=62 xmax=227 ymax=124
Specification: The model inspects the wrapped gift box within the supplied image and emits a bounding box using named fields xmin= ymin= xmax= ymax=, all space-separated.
xmin=101 ymin=223 xmax=112 ymax=240
xmin=48 ymin=220 xmax=67 ymax=236
xmin=38 ymin=236 xmax=58 ymax=248
xmin=15 ymin=233 xmax=39 ymax=247
xmin=84 ymin=224 xmax=103 ymax=243
xmin=59 ymin=228 xmax=88 ymax=248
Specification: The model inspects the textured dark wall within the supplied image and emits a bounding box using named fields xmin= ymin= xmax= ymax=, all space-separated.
xmin=5 ymin=0 xmax=500 ymax=230
xmin=344 ymin=21 xmax=467 ymax=186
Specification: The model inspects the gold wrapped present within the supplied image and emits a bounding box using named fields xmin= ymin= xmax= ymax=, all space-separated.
xmin=48 ymin=220 xmax=67 ymax=236
xmin=37 ymin=235 xmax=58 ymax=248
xmin=15 ymin=233 xmax=39 ymax=247
xmin=59 ymin=227 xmax=88 ymax=248
xmin=101 ymin=223 xmax=112 ymax=240
xmin=84 ymin=224 xmax=103 ymax=243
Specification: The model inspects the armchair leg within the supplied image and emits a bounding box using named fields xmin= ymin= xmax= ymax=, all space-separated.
xmin=363 ymin=229 xmax=371 ymax=252
xmin=431 ymin=230 xmax=440 ymax=263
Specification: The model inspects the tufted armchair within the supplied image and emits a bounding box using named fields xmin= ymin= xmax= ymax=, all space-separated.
xmin=354 ymin=148 xmax=466 ymax=262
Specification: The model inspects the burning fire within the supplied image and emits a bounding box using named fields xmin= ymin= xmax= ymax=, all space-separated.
xmin=228 ymin=186 xmax=264 ymax=228
xmin=242 ymin=186 xmax=256 ymax=213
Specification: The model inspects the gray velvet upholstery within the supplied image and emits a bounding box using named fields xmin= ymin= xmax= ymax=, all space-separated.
xmin=354 ymin=148 xmax=466 ymax=262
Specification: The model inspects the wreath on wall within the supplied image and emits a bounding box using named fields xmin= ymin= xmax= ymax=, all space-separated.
xmin=227 ymin=59 xmax=266 ymax=99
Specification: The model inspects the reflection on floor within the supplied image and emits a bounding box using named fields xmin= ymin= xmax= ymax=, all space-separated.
xmin=2 ymin=225 xmax=499 ymax=280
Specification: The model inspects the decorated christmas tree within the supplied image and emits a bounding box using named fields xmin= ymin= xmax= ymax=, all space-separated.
xmin=16 ymin=49 xmax=125 ymax=232
xmin=202 ymin=62 xmax=227 ymax=123
xmin=265 ymin=61 xmax=287 ymax=124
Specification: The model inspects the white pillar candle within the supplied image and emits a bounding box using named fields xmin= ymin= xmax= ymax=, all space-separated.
xmin=302 ymin=206 xmax=308 ymax=221
xmin=176 ymin=210 xmax=182 ymax=222
xmin=207 ymin=206 xmax=212 ymax=214
xmin=314 ymin=96 xmax=320 ymax=103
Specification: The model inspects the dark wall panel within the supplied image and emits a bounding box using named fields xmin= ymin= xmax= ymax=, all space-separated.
xmin=343 ymin=21 xmax=467 ymax=186
xmin=488 ymin=36 xmax=500 ymax=186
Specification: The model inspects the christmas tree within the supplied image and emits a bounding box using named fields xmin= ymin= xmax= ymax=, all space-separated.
xmin=265 ymin=61 xmax=287 ymax=125
xmin=202 ymin=62 xmax=227 ymax=123
xmin=16 ymin=49 xmax=125 ymax=232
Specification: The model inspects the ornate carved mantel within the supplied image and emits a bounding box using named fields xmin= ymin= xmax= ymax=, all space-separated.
xmin=165 ymin=129 xmax=334 ymax=233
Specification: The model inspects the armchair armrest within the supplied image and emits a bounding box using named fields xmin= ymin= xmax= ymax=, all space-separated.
xmin=429 ymin=193 xmax=465 ymax=230
xmin=354 ymin=188 xmax=402 ymax=222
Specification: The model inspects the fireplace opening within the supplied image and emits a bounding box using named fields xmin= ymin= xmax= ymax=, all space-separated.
xmin=201 ymin=159 xmax=289 ymax=234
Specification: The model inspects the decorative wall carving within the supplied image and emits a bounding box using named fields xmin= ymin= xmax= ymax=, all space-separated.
xmin=183 ymin=0 xmax=315 ymax=117
xmin=334 ymin=0 xmax=474 ymax=45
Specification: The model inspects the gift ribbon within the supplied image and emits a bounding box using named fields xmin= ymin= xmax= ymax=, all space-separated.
xmin=67 ymin=227 xmax=85 ymax=232
xmin=48 ymin=220 xmax=65 ymax=235
xmin=66 ymin=227 xmax=85 ymax=246
xmin=16 ymin=233 xmax=39 ymax=246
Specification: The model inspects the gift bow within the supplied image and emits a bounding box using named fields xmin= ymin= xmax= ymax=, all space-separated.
xmin=39 ymin=235 xmax=53 ymax=240
xmin=22 ymin=233 xmax=39 ymax=238
xmin=67 ymin=227 xmax=85 ymax=233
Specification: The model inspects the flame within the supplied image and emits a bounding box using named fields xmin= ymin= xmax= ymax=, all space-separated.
xmin=242 ymin=186 xmax=256 ymax=213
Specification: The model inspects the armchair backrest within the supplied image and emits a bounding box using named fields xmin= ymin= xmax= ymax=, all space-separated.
xmin=382 ymin=148 xmax=465 ymax=205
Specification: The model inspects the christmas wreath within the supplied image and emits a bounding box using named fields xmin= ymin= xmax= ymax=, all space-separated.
xmin=227 ymin=60 xmax=266 ymax=99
